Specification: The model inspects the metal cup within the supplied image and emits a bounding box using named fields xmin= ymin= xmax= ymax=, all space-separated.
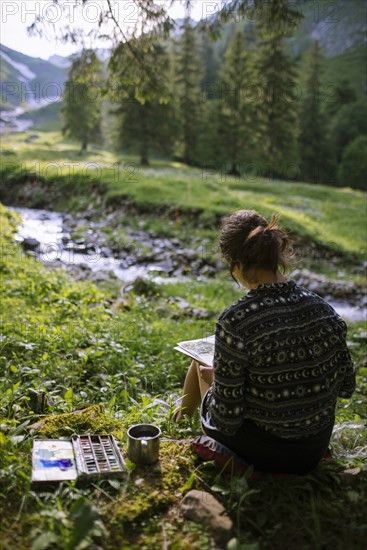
xmin=127 ymin=424 xmax=161 ymax=465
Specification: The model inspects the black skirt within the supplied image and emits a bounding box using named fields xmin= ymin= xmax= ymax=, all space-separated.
xmin=200 ymin=392 xmax=334 ymax=475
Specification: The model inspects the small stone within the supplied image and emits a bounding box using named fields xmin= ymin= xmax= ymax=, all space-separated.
xmin=172 ymin=297 xmax=191 ymax=310
xmin=22 ymin=237 xmax=40 ymax=251
xmin=192 ymin=307 xmax=210 ymax=319
xmin=339 ymin=467 xmax=361 ymax=485
xmin=180 ymin=489 xmax=233 ymax=545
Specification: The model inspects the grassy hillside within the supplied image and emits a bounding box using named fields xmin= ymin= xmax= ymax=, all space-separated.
xmin=1 ymin=131 xmax=366 ymax=263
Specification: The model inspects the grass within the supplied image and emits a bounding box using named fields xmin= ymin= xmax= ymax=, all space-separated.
xmin=1 ymin=131 xmax=366 ymax=265
xmin=0 ymin=191 xmax=366 ymax=549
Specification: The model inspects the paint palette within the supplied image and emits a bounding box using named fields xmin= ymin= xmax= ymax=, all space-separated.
xmin=32 ymin=435 xmax=126 ymax=483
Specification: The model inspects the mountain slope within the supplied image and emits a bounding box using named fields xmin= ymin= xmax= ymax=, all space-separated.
xmin=0 ymin=43 xmax=67 ymax=111
xmin=204 ymin=0 xmax=366 ymax=96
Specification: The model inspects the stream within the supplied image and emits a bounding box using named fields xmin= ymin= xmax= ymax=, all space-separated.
xmin=10 ymin=206 xmax=367 ymax=322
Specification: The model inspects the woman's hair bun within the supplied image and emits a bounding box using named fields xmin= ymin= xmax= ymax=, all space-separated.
xmin=219 ymin=210 xmax=295 ymax=275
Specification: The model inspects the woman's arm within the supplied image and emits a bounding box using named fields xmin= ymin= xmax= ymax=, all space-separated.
xmin=206 ymin=320 xmax=248 ymax=435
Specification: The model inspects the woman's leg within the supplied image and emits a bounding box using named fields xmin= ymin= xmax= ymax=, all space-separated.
xmin=174 ymin=360 xmax=210 ymax=420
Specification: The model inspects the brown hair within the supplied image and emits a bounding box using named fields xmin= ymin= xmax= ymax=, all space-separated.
xmin=219 ymin=210 xmax=295 ymax=279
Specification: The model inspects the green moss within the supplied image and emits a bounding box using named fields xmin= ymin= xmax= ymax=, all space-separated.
xmin=31 ymin=405 xmax=122 ymax=438
xmin=104 ymin=441 xmax=200 ymax=546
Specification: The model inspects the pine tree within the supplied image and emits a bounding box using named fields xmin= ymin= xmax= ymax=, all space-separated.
xmin=328 ymin=99 xmax=367 ymax=163
xmin=253 ymin=0 xmax=301 ymax=179
xmin=298 ymin=41 xmax=330 ymax=183
xmin=175 ymin=17 xmax=203 ymax=165
xmin=325 ymin=78 xmax=357 ymax=118
xmin=218 ymin=29 xmax=255 ymax=175
xmin=200 ymin=32 xmax=219 ymax=88
xmin=114 ymin=92 xmax=176 ymax=166
xmin=254 ymin=40 xmax=299 ymax=178
xmin=111 ymin=42 xmax=176 ymax=166
xmin=62 ymin=50 xmax=103 ymax=153
xmin=196 ymin=98 xmax=224 ymax=167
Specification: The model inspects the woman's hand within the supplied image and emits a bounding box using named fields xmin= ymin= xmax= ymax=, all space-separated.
xmin=198 ymin=365 xmax=214 ymax=385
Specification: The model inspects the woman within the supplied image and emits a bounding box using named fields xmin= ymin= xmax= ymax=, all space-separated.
xmin=175 ymin=210 xmax=355 ymax=474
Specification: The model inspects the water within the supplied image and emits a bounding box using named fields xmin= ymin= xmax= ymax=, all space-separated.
xmin=11 ymin=206 xmax=183 ymax=284
xmin=10 ymin=206 xmax=367 ymax=322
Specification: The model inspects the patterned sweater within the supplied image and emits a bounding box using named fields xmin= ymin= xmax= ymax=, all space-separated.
xmin=203 ymin=280 xmax=356 ymax=439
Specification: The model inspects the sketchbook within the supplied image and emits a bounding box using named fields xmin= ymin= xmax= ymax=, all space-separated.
xmin=175 ymin=334 xmax=215 ymax=368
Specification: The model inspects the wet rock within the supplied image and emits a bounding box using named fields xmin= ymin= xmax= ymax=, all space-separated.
xmin=61 ymin=263 xmax=92 ymax=281
xmin=89 ymin=270 xmax=117 ymax=283
xmin=290 ymin=268 xmax=365 ymax=306
xmin=61 ymin=234 xmax=71 ymax=245
xmin=25 ymin=134 xmax=39 ymax=143
xmin=22 ymin=237 xmax=40 ymax=251
xmin=64 ymin=242 xmax=89 ymax=254
xmin=199 ymin=265 xmax=217 ymax=277
xmin=168 ymin=297 xmax=210 ymax=319
xmin=100 ymin=247 xmax=112 ymax=258
xmin=192 ymin=307 xmax=210 ymax=319
xmin=85 ymin=243 xmax=100 ymax=254
xmin=135 ymin=252 xmax=161 ymax=264
xmin=171 ymin=297 xmax=191 ymax=310
xmin=148 ymin=262 xmax=175 ymax=275
xmin=176 ymin=248 xmax=198 ymax=261
xmin=180 ymin=489 xmax=233 ymax=545
xmin=173 ymin=267 xmax=184 ymax=277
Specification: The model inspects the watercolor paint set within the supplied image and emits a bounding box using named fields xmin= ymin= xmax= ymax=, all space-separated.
xmin=32 ymin=434 xmax=126 ymax=483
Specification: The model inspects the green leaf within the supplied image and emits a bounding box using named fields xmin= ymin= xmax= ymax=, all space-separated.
xmin=64 ymin=388 xmax=73 ymax=404
xmin=107 ymin=478 xmax=121 ymax=490
xmin=31 ymin=532 xmax=58 ymax=550
xmin=180 ymin=472 xmax=195 ymax=493
xmin=68 ymin=497 xmax=100 ymax=550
